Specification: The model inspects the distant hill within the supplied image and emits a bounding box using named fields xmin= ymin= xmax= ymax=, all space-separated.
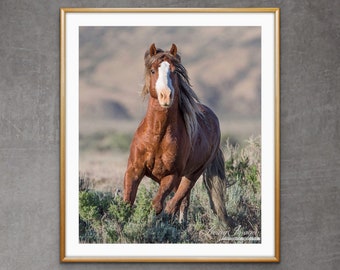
xmin=79 ymin=26 xmax=261 ymax=139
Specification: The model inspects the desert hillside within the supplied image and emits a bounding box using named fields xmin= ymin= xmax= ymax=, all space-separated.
xmin=79 ymin=26 xmax=261 ymax=138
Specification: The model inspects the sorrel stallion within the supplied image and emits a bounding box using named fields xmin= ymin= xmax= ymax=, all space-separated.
xmin=124 ymin=43 xmax=231 ymax=226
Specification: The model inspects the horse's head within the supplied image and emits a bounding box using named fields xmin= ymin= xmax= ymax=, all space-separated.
xmin=143 ymin=43 xmax=181 ymax=108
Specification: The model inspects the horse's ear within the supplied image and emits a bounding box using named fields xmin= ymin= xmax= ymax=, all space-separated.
xmin=169 ymin=43 xmax=177 ymax=56
xmin=149 ymin=43 xmax=157 ymax=56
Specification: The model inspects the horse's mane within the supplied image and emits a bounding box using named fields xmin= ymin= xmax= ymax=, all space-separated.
xmin=142 ymin=49 xmax=203 ymax=142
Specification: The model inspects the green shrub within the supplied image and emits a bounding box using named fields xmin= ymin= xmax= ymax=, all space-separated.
xmin=79 ymin=190 xmax=115 ymax=243
xmin=79 ymin=136 xmax=262 ymax=243
xmin=223 ymin=136 xmax=261 ymax=241
xmin=121 ymin=185 xmax=155 ymax=243
xmin=143 ymin=215 xmax=183 ymax=243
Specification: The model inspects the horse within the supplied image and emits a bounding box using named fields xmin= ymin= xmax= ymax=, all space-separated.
xmin=123 ymin=43 xmax=232 ymax=227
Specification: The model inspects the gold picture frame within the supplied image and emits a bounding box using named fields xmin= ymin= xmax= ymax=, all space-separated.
xmin=60 ymin=8 xmax=280 ymax=262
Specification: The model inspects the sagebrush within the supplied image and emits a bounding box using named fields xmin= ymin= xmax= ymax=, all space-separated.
xmin=79 ymin=136 xmax=261 ymax=243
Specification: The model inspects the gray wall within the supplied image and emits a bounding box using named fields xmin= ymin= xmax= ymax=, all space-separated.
xmin=0 ymin=1 xmax=339 ymax=269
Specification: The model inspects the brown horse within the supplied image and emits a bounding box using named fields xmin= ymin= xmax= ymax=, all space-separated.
xmin=124 ymin=43 xmax=231 ymax=226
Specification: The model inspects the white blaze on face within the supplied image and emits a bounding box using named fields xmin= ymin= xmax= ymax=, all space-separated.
xmin=155 ymin=61 xmax=174 ymax=108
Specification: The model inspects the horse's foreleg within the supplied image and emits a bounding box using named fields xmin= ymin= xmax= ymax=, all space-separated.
xmin=152 ymin=175 xmax=178 ymax=214
xmin=123 ymin=166 xmax=144 ymax=205
xmin=179 ymin=190 xmax=191 ymax=224
xmin=165 ymin=176 xmax=194 ymax=217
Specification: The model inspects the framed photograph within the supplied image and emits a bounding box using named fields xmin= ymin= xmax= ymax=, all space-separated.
xmin=60 ymin=8 xmax=280 ymax=262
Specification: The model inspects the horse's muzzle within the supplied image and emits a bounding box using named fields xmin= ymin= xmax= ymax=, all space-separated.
xmin=158 ymin=89 xmax=173 ymax=108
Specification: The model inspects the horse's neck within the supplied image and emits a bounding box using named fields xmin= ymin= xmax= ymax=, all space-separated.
xmin=145 ymin=98 xmax=180 ymax=135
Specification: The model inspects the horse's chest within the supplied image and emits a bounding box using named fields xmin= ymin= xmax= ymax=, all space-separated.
xmin=145 ymin=137 xmax=180 ymax=178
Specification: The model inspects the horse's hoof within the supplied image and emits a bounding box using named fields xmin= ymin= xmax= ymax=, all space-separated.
xmin=152 ymin=201 xmax=163 ymax=215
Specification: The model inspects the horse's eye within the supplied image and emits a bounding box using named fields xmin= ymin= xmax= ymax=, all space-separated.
xmin=151 ymin=69 xmax=155 ymax=74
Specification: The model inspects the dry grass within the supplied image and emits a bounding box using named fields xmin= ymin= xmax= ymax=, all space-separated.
xmin=79 ymin=137 xmax=261 ymax=244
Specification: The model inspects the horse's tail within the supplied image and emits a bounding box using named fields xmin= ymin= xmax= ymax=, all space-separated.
xmin=203 ymin=148 xmax=234 ymax=228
